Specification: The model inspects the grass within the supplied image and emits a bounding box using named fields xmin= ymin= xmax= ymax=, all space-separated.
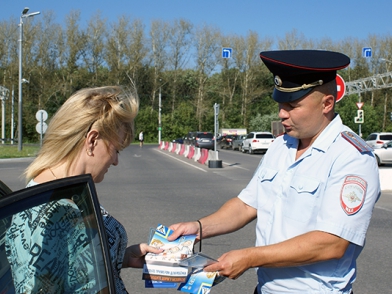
xmin=0 ymin=144 xmax=40 ymax=159
xmin=0 ymin=142 xmax=156 ymax=159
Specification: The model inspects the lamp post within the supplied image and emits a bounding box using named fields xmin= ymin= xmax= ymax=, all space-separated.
xmin=158 ymin=85 xmax=162 ymax=145
xmin=158 ymin=79 xmax=168 ymax=145
xmin=18 ymin=7 xmax=40 ymax=151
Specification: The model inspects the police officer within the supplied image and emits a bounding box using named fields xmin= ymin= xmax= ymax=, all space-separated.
xmin=169 ymin=50 xmax=380 ymax=293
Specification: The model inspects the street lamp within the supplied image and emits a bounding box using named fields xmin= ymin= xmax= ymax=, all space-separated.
xmin=158 ymin=84 xmax=162 ymax=145
xmin=158 ymin=79 xmax=168 ymax=145
xmin=18 ymin=7 xmax=40 ymax=151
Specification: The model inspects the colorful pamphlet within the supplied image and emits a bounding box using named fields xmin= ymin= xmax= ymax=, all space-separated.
xmin=143 ymin=224 xmax=225 ymax=293
xmin=178 ymin=269 xmax=216 ymax=293
xmin=145 ymin=224 xmax=196 ymax=266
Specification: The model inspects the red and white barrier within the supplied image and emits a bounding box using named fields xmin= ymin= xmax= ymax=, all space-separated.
xmin=198 ymin=148 xmax=209 ymax=164
xmin=179 ymin=144 xmax=185 ymax=155
xmin=159 ymin=142 xmax=220 ymax=167
xmin=187 ymin=146 xmax=195 ymax=159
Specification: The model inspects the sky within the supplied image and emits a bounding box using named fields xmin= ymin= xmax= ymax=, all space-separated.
xmin=1 ymin=0 xmax=391 ymax=46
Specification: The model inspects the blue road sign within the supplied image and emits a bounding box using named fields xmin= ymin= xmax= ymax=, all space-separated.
xmin=222 ymin=47 xmax=232 ymax=58
xmin=362 ymin=47 xmax=372 ymax=58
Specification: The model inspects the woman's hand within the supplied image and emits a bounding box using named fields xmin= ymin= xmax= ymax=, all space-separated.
xmin=122 ymin=243 xmax=163 ymax=268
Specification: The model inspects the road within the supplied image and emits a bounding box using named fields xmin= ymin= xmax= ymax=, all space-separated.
xmin=1 ymin=145 xmax=391 ymax=293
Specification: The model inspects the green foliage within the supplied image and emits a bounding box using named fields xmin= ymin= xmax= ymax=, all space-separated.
xmin=135 ymin=108 xmax=158 ymax=143
xmin=336 ymin=94 xmax=387 ymax=138
xmin=1 ymin=15 xmax=392 ymax=144
xmin=249 ymin=113 xmax=280 ymax=132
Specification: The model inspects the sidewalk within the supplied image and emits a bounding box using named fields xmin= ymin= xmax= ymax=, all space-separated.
xmin=378 ymin=169 xmax=392 ymax=191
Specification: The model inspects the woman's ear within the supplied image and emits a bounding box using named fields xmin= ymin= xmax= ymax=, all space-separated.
xmin=86 ymin=130 xmax=100 ymax=150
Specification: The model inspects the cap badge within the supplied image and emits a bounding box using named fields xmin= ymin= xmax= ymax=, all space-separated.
xmin=274 ymin=75 xmax=282 ymax=86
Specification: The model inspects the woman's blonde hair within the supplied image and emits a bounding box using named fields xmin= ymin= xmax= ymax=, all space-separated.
xmin=25 ymin=86 xmax=139 ymax=181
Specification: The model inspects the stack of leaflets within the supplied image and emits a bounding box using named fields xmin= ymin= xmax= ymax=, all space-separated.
xmin=143 ymin=224 xmax=225 ymax=293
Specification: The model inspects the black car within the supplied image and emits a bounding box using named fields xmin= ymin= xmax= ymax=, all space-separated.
xmin=0 ymin=175 xmax=116 ymax=293
xmin=172 ymin=137 xmax=184 ymax=144
xmin=217 ymin=135 xmax=236 ymax=149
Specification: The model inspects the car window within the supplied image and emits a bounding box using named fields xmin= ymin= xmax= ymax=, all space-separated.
xmin=0 ymin=181 xmax=12 ymax=198
xmin=246 ymin=133 xmax=254 ymax=139
xmin=379 ymin=135 xmax=392 ymax=141
xmin=197 ymin=133 xmax=213 ymax=139
xmin=366 ymin=134 xmax=377 ymax=140
xmin=256 ymin=134 xmax=274 ymax=139
xmin=0 ymin=175 xmax=115 ymax=293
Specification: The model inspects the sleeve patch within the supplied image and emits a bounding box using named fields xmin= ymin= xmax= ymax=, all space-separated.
xmin=340 ymin=175 xmax=367 ymax=215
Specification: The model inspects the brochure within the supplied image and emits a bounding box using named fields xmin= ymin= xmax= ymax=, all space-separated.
xmin=143 ymin=264 xmax=189 ymax=283
xmin=143 ymin=224 xmax=225 ymax=293
xmin=145 ymin=224 xmax=197 ymax=266
xmin=178 ymin=269 xmax=216 ymax=293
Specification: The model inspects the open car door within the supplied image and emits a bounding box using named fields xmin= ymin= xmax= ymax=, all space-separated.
xmin=0 ymin=175 xmax=115 ymax=293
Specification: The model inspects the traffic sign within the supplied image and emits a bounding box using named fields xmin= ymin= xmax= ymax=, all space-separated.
xmin=362 ymin=47 xmax=372 ymax=58
xmin=222 ymin=48 xmax=232 ymax=58
xmin=354 ymin=110 xmax=364 ymax=124
xmin=36 ymin=122 xmax=48 ymax=134
xmin=356 ymin=102 xmax=364 ymax=109
xmin=36 ymin=109 xmax=48 ymax=122
xmin=335 ymin=74 xmax=346 ymax=103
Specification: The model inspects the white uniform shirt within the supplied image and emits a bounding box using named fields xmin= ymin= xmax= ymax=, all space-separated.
xmin=238 ymin=114 xmax=380 ymax=293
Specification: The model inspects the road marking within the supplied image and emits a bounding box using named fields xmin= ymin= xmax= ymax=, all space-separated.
xmin=375 ymin=205 xmax=392 ymax=212
xmin=156 ymin=150 xmax=207 ymax=172
xmin=222 ymin=161 xmax=249 ymax=171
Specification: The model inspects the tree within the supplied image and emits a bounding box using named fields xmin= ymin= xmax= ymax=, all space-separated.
xmin=148 ymin=20 xmax=169 ymax=112
xmin=193 ymin=24 xmax=221 ymax=130
xmin=166 ymin=19 xmax=193 ymax=117
xmin=249 ymin=113 xmax=279 ymax=133
xmin=83 ymin=12 xmax=107 ymax=84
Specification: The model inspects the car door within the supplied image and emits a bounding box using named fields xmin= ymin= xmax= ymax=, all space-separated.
xmin=0 ymin=175 xmax=115 ymax=293
xmin=243 ymin=133 xmax=253 ymax=151
xmin=382 ymin=141 xmax=392 ymax=163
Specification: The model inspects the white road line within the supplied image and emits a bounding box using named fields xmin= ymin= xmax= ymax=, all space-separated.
xmin=156 ymin=150 xmax=207 ymax=172
xmin=222 ymin=161 xmax=249 ymax=171
xmin=375 ymin=206 xmax=392 ymax=212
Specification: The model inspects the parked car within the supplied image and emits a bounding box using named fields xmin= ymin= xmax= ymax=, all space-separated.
xmin=184 ymin=131 xmax=196 ymax=145
xmin=217 ymin=135 xmax=236 ymax=149
xmin=232 ymin=135 xmax=247 ymax=151
xmin=373 ymin=141 xmax=392 ymax=165
xmin=172 ymin=137 xmax=184 ymax=144
xmin=365 ymin=132 xmax=392 ymax=149
xmin=191 ymin=132 xmax=214 ymax=150
xmin=242 ymin=132 xmax=275 ymax=154
xmin=0 ymin=175 xmax=116 ymax=293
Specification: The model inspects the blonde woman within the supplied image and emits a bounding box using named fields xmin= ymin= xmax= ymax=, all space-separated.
xmin=6 ymin=86 xmax=161 ymax=293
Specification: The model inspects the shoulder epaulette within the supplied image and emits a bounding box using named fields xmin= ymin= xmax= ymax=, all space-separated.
xmin=341 ymin=131 xmax=372 ymax=153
